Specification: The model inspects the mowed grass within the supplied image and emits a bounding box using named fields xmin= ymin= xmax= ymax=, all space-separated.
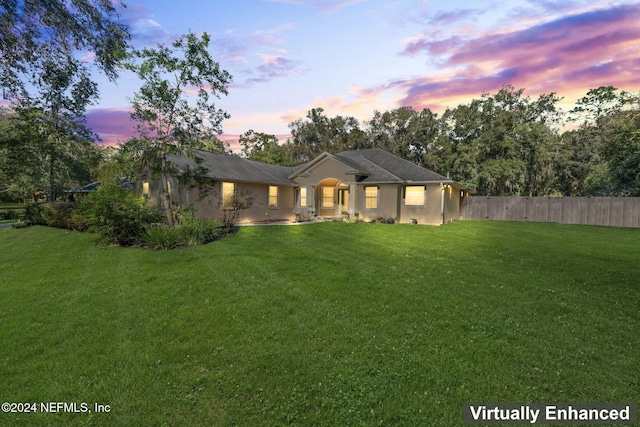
xmin=0 ymin=221 xmax=638 ymax=426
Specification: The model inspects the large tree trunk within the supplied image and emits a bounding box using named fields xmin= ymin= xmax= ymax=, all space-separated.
xmin=160 ymin=155 xmax=174 ymax=226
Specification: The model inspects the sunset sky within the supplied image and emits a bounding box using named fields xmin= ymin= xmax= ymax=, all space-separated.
xmin=85 ymin=0 xmax=640 ymax=149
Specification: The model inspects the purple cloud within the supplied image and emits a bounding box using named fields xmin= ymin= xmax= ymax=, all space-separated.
xmin=387 ymin=3 xmax=640 ymax=111
xmin=85 ymin=108 xmax=136 ymax=146
xmin=119 ymin=3 xmax=176 ymax=48
xmin=238 ymin=56 xmax=306 ymax=87
xmin=428 ymin=8 xmax=482 ymax=26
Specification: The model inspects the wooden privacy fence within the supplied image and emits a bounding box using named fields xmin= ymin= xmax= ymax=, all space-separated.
xmin=460 ymin=196 xmax=640 ymax=228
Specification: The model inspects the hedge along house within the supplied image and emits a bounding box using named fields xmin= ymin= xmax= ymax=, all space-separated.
xmin=138 ymin=148 xmax=471 ymax=225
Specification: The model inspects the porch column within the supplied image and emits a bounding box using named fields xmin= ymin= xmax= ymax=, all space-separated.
xmin=348 ymin=183 xmax=358 ymax=215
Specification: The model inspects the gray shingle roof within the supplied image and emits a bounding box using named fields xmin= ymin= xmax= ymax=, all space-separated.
xmin=169 ymin=149 xmax=298 ymax=186
xmin=334 ymin=148 xmax=450 ymax=183
xmin=169 ymin=148 xmax=453 ymax=187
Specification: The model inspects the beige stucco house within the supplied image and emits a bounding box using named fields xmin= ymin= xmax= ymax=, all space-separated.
xmin=139 ymin=148 xmax=471 ymax=225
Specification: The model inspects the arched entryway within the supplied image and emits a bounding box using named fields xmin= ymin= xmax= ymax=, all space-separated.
xmin=316 ymin=178 xmax=349 ymax=217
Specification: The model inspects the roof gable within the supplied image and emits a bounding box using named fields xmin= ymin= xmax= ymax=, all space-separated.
xmin=288 ymin=152 xmax=369 ymax=180
xmin=334 ymin=148 xmax=450 ymax=183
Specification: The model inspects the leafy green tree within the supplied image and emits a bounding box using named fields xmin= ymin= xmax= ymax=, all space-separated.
xmin=16 ymin=61 xmax=101 ymax=201
xmin=0 ymin=0 xmax=129 ymax=202
xmin=239 ymin=130 xmax=294 ymax=166
xmin=0 ymin=107 xmax=99 ymax=202
xmin=564 ymin=86 xmax=639 ymax=196
xmin=439 ymin=86 xmax=561 ymax=195
xmin=364 ymin=107 xmax=443 ymax=169
xmin=554 ymin=129 xmax=604 ymax=196
xmin=599 ymin=106 xmax=640 ymax=196
xmin=0 ymin=0 xmax=129 ymax=99
xmin=570 ymin=86 xmax=634 ymax=125
xmin=366 ymin=107 xmax=416 ymax=160
xmin=287 ymin=108 xmax=364 ymax=163
xmin=124 ymin=32 xmax=232 ymax=224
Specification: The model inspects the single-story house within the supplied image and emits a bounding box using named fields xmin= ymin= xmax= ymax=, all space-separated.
xmin=139 ymin=148 xmax=472 ymax=225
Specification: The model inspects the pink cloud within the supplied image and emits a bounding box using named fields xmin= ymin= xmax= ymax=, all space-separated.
xmin=85 ymin=108 xmax=136 ymax=146
xmin=387 ymin=3 xmax=640 ymax=112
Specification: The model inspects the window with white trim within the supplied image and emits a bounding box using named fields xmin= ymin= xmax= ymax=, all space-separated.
xmin=299 ymin=187 xmax=307 ymax=207
xmin=222 ymin=182 xmax=235 ymax=208
xmin=322 ymin=187 xmax=334 ymax=208
xmin=268 ymin=186 xmax=278 ymax=208
xmin=365 ymin=186 xmax=379 ymax=209
xmin=405 ymin=185 xmax=426 ymax=206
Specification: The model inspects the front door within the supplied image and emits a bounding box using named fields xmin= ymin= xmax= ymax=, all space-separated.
xmin=337 ymin=188 xmax=349 ymax=215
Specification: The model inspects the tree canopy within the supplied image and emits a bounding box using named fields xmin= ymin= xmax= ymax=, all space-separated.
xmin=245 ymin=85 xmax=638 ymax=197
xmin=0 ymin=0 xmax=129 ymax=100
xmin=124 ymin=31 xmax=232 ymax=224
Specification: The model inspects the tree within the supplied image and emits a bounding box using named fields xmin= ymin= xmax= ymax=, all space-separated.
xmin=287 ymin=108 xmax=364 ymax=163
xmin=0 ymin=107 xmax=100 ymax=202
xmin=565 ymin=86 xmax=639 ymax=196
xmin=599 ymin=105 xmax=640 ymax=196
xmin=439 ymin=86 xmax=561 ymax=196
xmin=570 ymin=86 xmax=633 ymax=125
xmin=239 ymin=130 xmax=294 ymax=166
xmin=0 ymin=0 xmax=130 ymax=201
xmin=124 ymin=32 xmax=232 ymax=225
xmin=14 ymin=57 xmax=101 ymax=201
xmin=0 ymin=0 xmax=129 ymax=100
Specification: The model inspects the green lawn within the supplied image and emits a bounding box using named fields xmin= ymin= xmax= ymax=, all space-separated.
xmin=0 ymin=221 xmax=638 ymax=426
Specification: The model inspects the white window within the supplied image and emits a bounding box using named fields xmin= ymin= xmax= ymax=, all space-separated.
xmin=405 ymin=186 xmax=425 ymax=206
xmin=268 ymin=186 xmax=278 ymax=208
xmin=365 ymin=186 xmax=378 ymax=209
xmin=222 ymin=182 xmax=235 ymax=208
xmin=299 ymin=187 xmax=307 ymax=207
xmin=142 ymin=181 xmax=149 ymax=196
xmin=322 ymin=187 xmax=334 ymax=208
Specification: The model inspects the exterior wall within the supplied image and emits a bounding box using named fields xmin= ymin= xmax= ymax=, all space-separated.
xmin=357 ymin=184 xmax=399 ymax=222
xmin=460 ymin=196 xmax=640 ymax=228
xmin=294 ymin=158 xmax=357 ymax=218
xmin=398 ymin=184 xmax=443 ymax=225
xmin=139 ymin=175 xmax=296 ymax=223
xmin=194 ymin=181 xmax=296 ymax=223
xmin=442 ymin=185 xmax=463 ymax=224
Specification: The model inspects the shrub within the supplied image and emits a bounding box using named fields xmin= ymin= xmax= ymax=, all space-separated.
xmin=25 ymin=203 xmax=45 ymax=225
xmin=142 ymin=218 xmax=222 ymax=250
xmin=24 ymin=202 xmax=87 ymax=230
xmin=220 ymin=189 xmax=255 ymax=230
xmin=0 ymin=210 xmax=21 ymax=221
xmin=78 ymin=184 xmax=163 ymax=246
xmin=11 ymin=220 xmax=29 ymax=229
xmin=142 ymin=224 xmax=184 ymax=250
xmin=370 ymin=217 xmax=396 ymax=224
xmin=181 ymin=218 xmax=221 ymax=245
